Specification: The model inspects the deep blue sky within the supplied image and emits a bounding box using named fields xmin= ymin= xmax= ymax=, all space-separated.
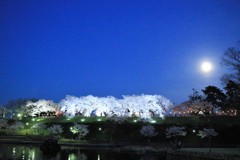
xmin=1 ymin=0 xmax=240 ymax=105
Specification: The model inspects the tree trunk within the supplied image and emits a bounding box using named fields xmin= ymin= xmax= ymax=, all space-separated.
xmin=209 ymin=136 xmax=212 ymax=153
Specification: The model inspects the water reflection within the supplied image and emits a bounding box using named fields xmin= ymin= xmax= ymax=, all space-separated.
xmin=67 ymin=151 xmax=87 ymax=160
xmin=1 ymin=144 xmax=149 ymax=160
xmin=0 ymin=144 xmax=209 ymax=160
xmin=2 ymin=145 xmax=40 ymax=160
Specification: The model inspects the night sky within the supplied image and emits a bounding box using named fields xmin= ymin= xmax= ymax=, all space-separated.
xmin=1 ymin=0 xmax=240 ymax=105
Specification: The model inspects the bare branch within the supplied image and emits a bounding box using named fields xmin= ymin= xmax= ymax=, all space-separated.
xmin=221 ymin=43 xmax=240 ymax=83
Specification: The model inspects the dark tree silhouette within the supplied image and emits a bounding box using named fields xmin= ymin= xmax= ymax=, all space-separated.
xmin=202 ymin=86 xmax=227 ymax=108
xmin=189 ymin=89 xmax=203 ymax=101
xmin=224 ymin=80 xmax=240 ymax=109
xmin=221 ymin=42 xmax=240 ymax=109
xmin=221 ymin=42 xmax=240 ymax=83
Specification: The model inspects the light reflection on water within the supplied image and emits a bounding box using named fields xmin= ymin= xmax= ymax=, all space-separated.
xmin=7 ymin=145 xmax=38 ymax=160
xmin=0 ymin=144 xmax=218 ymax=160
xmin=1 ymin=144 xmax=166 ymax=160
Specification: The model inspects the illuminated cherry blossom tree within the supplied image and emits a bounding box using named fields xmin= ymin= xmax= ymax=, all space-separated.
xmin=197 ymin=128 xmax=218 ymax=153
xmin=197 ymin=128 xmax=218 ymax=138
xmin=173 ymin=100 xmax=214 ymax=116
xmin=165 ymin=126 xmax=187 ymax=138
xmin=59 ymin=94 xmax=173 ymax=119
xmin=165 ymin=126 xmax=187 ymax=149
xmin=22 ymin=94 xmax=173 ymax=120
xmin=24 ymin=100 xmax=59 ymax=116
xmin=70 ymin=123 xmax=89 ymax=140
xmin=48 ymin=124 xmax=63 ymax=138
xmin=140 ymin=125 xmax=158 ymax=142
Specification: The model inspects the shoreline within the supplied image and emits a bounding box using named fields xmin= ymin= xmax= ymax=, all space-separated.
xmin=0 ymin=136 xmax=239 ymax=150
xmin=0 ymin=138 xmax=117 ymax=148
xmin=1 ymin=138 xmax=240 ymax=160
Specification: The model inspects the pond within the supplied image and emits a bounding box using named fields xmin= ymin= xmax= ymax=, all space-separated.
xmin=0 ymin=144 xmax=220 ymax=160
xmin=0 ymin=144 xmax=167 ymax=160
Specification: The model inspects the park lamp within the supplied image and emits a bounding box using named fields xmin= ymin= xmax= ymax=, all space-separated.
xmin=150 ymin=120 xmax=156 ymax=123
xmin=17 ymin=113 xmax=22 ymax=120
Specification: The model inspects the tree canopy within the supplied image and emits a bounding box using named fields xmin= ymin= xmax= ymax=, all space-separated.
xmin=221 ymin=43 xmax=240 ymax=83
xmin=202 ymin=86 xmax=226 ymax=108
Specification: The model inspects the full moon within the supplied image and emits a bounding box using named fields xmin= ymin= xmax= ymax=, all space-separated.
xmin=201 ymin=61 xmax=213 ymax=73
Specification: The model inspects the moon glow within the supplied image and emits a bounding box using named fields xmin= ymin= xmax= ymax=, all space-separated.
xmin=201 ymin=61 xmax=213 ymax=73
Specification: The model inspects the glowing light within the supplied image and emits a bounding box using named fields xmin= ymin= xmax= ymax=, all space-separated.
xmin=26 ymin=123 xmax=29 ymax=126
xmin=13 ymin=147 xmax=16 ymax=154
xmin=201 ymin=61 xmax=213 ymax=73
xmin=97 ymin=118 xmax=101 ymax=121
xmin=81 ymin=119 xmax=85 ymax=122
xmin=32 ymin=150 xmax=35 ymax=160
xmin=36 ymin=118 xmax=43 ymax=121
xmin=133 ymin=120 xmax=137 ymax=123
xmin=150 ymin=120 xmax=156 ymax=123
xmin=98 ymin=127 xmax=102 ymax=131
xmin=68 ymin=153 xmax=76 ymax=160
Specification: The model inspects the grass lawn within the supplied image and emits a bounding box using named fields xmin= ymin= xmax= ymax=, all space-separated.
xmin=182 ymin=148 xmax=240 ymax=155
xmin=18 ymin=115 xmax=240 ymax=125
